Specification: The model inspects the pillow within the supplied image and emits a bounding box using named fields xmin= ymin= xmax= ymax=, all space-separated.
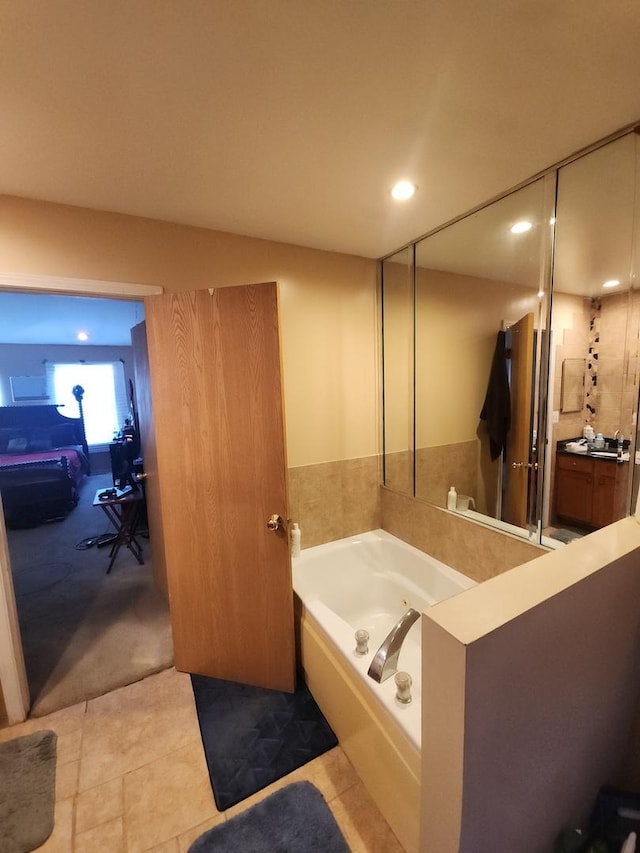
xmin=7 ymin=436 xmax=28 ymax=453
xmin=28 ymin=427 xmax=53 ymax=452
xmin=29 ymin=438 xmax=53 ymax=452
xmin=0 ymin=428 xmax=16 ymax=453
xmin=50 ymin=424 xmax=79 ymax=447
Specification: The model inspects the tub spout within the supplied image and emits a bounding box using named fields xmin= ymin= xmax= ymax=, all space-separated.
xmin=367 ymin=608 xmax=421 ymax=683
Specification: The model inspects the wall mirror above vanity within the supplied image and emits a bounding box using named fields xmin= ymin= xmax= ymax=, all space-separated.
xmin=560 ymin=359 xmax=585 ymax=413
xmin=381 ymin=127 xmax=640 ymax=546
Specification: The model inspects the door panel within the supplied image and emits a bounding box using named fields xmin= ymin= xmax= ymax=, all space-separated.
xmin=131 ymin=321 xmax=169 ymax=601
xmin=144 ymin=284 xmax=295 ymax=692
xmin=504 ymin=313 xmax=534 ymax=528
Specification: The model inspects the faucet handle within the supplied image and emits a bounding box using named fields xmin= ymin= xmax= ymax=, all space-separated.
xmin=394 ymin=671 xmax=413 ymax=704
xmin=355 ymin=629 xmax=369 ymax=656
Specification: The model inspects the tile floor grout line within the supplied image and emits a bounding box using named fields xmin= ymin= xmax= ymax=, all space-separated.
xmin=76 ymin=730 xmax=204 ymax=797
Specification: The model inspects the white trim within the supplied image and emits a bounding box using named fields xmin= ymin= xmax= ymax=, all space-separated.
xmin=0 ymin=270 xmax=161 ymax=722
xmin=0 ymin=271 xmax=163 ymax=298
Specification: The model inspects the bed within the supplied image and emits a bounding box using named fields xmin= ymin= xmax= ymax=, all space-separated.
xmin=0 ymin=402 xmax=90 ymax=528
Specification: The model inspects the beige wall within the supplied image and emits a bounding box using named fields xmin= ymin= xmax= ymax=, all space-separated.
xmin=0 ymin=195 xmax=378 ymax=470
xmin=421 ymin=517 xmax=640 ymax=853
xmin=415 ymin=267 xmax=540 ymax=447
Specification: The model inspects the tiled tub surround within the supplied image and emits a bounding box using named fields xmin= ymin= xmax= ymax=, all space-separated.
xmin=293 ymin=531 xmax=475 ymax=853
xmin=415 ymin=439 xmax=481 ymax=510
xmin=287 ymin=455 xmax=381 ymax=548
xmin=381 ymin=487 xmax=546 ymax=583
xmin=287 ymin=456 xmax=545 ymax=580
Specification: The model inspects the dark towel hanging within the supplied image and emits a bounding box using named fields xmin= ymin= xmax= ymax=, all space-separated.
xmin=480 ymin=331 xmax=511 ymax=461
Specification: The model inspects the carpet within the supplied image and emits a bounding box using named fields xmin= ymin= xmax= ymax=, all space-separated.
xmin=0 ymin=730 xmax=57 ymax=853
xmin=188 ymin=781 xmax=349 ymax=852
xmin=6 ymin=473 xmax=173 ymax=716
xmin=191 ymin=675 xmax=338 ymax=810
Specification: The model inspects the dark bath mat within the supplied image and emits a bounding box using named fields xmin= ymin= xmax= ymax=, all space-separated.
xmin=187 ymin=781 xmax=349 ymax=853
xmin=0 ymin=729 xmax=57 ymax=853
xmin=190 ymin=675 xmax=338 ymax=811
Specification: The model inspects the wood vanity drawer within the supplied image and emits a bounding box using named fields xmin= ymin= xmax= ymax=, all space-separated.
xmin=556 ymin=453 xmax=593 ymax=475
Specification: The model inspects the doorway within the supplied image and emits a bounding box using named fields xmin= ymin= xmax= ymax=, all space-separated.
xmin=0 ymin=290 xmax=173 ymax=717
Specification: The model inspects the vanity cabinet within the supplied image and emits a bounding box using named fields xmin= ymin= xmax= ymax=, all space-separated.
xmin=554 ymin=452 xmax=628 ymax=529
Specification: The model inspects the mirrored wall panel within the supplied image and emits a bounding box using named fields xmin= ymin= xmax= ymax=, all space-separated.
xmin=382 ymin=247 xmax=414 ymax=495
xmin=381 ymin=128 xmax=640 ymax=546
xmin=414 ymin=176 xmax=554 ymax=535
xmin=546 ymin=132 xmax=640 ymax=540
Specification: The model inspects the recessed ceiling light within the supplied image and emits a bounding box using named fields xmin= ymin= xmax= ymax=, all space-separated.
xmin=77 ymin=331 xmax=89 ymax=341
xmin=391 ymin=180 xmax=416 ymax=201
xmin=510 ymin=220 xmax=533 ymax=234
xmin=602 ymin=279 xmax=620 ymax=289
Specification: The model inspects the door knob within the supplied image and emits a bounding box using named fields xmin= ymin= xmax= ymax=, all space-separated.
xmin=267 ymin=514 xmax=283 ymax=531
xmin=135 ymin=473 xmax=148 ymax=481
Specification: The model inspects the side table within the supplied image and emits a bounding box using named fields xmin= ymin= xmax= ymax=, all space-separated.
xmin=93 ymin=487 xmax=145 ymax=574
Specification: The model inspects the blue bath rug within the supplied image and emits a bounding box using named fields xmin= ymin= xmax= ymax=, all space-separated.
xmin=191 ymin=675 xmax=338 ymax=811
xmin=188 ymin=781 xmax=349 ymax=852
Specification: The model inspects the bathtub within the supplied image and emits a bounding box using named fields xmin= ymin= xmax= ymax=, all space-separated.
xmin=293 ymin=529 xmax=475 ymax=852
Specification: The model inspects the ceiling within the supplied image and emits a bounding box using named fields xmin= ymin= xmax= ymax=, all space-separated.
xmin=1 ymin=1 xmax=640 ymax=261
xmin=0 ymin=294 xmax=144 ymax=346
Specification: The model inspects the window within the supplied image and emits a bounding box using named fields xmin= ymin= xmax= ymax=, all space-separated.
xmin=46 ymin=361 xmax=129 ymax=446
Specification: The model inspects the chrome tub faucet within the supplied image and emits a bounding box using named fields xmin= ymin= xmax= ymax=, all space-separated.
xmin=367 ymin=608 xmax=421 ymax=683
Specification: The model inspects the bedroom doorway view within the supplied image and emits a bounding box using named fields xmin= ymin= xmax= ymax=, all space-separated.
xmin=0 ymin=291 xmax=173 ymax=717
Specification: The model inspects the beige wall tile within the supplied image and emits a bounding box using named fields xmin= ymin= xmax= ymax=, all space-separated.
xmin=416 ymin=440 xmax=479 ymax=510
xmin=288 ymin=455 xmax=381 ymax=548
xmin=380 ymin=487 xmax=546 ymax=581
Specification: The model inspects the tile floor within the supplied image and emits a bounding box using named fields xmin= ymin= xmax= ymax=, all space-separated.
xmin=0 ymin=668 xmax=405 ymax=852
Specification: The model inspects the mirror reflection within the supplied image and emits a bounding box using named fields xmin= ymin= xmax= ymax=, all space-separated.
xmin=413 ymin=176 xmax=553 ymax=533
xmin=560 ymin=359 xmax=585 ymax=413
xmin=546 ymin=132 xmax=640 ymax=542
xmin=382 ymin=128 xmax=640 ymax=545
xmin=382 ymin=247 xmax=414 ymax=496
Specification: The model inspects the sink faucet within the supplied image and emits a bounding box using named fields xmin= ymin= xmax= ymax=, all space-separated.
xmin=367 ymin=608 xmax=421 ymax=683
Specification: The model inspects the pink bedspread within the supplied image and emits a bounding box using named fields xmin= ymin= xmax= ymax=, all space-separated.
xmin=0 ymin=447 xmax=87 ymax=485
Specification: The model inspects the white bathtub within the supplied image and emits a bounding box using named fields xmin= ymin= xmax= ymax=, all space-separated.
xmin=292 ymin=529 xmax=475 ymax=852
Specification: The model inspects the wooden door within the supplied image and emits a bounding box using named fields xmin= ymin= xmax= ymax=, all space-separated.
xmin=503 ymin=313 xmax=534 ymax=528
xmin=131 ymin=321 xmax=169 ymax=601
xmin=143 ymin=284 xmax=295 ymax=692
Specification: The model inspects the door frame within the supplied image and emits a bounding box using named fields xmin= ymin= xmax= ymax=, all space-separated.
xmin=0 ymin=271 xmax=162 ymax=723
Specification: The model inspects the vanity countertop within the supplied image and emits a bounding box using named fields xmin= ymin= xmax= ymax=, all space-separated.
xmin=556 ymin=437 xmax=630 ymax=463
